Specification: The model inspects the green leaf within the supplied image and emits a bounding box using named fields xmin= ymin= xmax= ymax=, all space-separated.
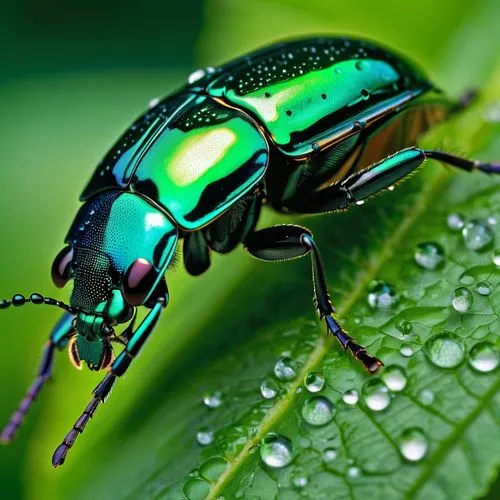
xmin=12 ymin=2 xmax=500 ymax=499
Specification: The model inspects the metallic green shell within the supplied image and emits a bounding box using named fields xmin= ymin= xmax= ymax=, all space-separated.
xmin=82 ymin=94 xmax=268 ymax=231
xmin=198 ymin=37 xmax=432 ymax=157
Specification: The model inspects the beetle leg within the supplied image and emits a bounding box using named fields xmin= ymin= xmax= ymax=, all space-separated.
xmin=51 ymin=298 xmax=165 ymax=467
xmin=244 ymin=225 xmax=383 ymax=373
xmin=1 ymin=313 xmax=75 ymax=443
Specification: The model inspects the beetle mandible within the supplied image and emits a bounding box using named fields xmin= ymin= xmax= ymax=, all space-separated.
xmin=1 ymin=36 xmax=499 ymax=467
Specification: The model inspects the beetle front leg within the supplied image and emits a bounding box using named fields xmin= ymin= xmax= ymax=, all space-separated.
xmin=1 ymin=313 xmax=75 ymax=443
xmin=244 ymin=225 xmax=383 ymax=373
xmin=51 ymin=299 xmax=165 ymax=467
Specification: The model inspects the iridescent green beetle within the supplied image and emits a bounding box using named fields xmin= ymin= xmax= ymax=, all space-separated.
xmin=2 ymin=37 xmax=499 ymax=467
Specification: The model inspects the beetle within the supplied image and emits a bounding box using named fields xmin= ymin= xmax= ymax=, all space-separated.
xmin=1 ymin=36 xmax=499 ymax=467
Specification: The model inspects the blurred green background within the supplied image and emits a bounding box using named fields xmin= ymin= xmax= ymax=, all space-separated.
xmin=0 ymin=0 xmax=499 ymax=498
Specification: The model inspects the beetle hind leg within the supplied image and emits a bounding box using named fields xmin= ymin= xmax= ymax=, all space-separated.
xmin=244 ymin=225 xmax=383 ymax=372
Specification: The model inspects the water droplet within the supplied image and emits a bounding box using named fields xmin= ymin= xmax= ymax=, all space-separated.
xmin=488 ymin=215 xmax=497 ymax=226
xmin=342 ymin=389 xmax=359 ymax=405
xmin=396 ymin=319 xmax=413 ymax=336
xmin=347 ymin=466 xmax=361 ymax=479
xmin=459 ymin=271 xmax=476 ymax=286
xmin=260 ymin=379 xmax=279 ymax=399
xmin=260 ymin=433 xmax=293 ymax=468
xmin=451 ymin=287 xmax=473 ymax=313
xmin=381 ymin=365 xmax=407 ymax=392
xmin=462 ymin=219 xmax=494 ymax=251
xmin=203 ymin=390 xmax=224 ymax=409
xmin=304 ymin=372 xmax=325 ymax=393
xmin=400 ymin=344 xmax=415 ymax=358
xmin=367 ymin=281 xmax=398 ymax=309
xmin=323 ymin=448 xmax=338 ymax=462
xmin=299 ymin=436 xmax=312 ymax=449
xmin=196 ymin=427 xmax=214 ymax=446
xmin=398 ymin=427 xmax=428 ymax=462
xmin=484 ymin=101 xmax=500 ymax=123
xmin=183 ymin=478 xmax=210 ymax=500
xmin=468 ymin=341 xmax=499 ymax=373
xmin=418 ymin=388 xmax=434 ymax=406
xmin=362 ymin=379 xmax=391 ymax=411
xmin=291 ymin=470 xmax=308 ymax=489
xmin=414 ymin=242 xmax=445 ymax=270
xmin=475 ymin=281 xmax=493 ymax=296
xmin=148 ymin=97 xmax=160 ymax=108
xmin=355 ymin=60 xmax=369 ymax=71
xmin=199 ymin=456 xmax=228 ymax=482
xmin=301 ymin=396 xmax=335 ymax=426
xmin=447 ymin=212 xmax=465 ymax=230
xmin=425 ymin=332 xmax=464 ymax=368
xmin=274 ymin=356 xmax=297 ymax=381
xmin=492 ymin=249 xmax=500 ymax=266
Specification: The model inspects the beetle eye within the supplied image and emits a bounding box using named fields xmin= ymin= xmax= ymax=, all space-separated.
xmin=122 ymin=258 xmax=157 ymax=306
xmin=51 ymin=246 xmax=73 ymax=288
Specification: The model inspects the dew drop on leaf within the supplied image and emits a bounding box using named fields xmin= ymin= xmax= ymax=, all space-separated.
xmin=274 ymin=356 xmax=297 ymax=381
xmin=362 ymin=379 xmax=391 ymax=411
xmin=183 ymin=477 xmax=210 ymax=500
xmin=381 ymin=365 xmax=408 ymax=392
xmin=260 ymin=433 xmax=293 ymax=468
xmin=400 ymin=343 xmax=415 ymax=358
xmin=367 ymin=281 xmax=399 ymax=309
xmin=425 ymin=332 xmax=464 ymax=368
xmin=451 ymin=287 xmax=473 ymax=313
xmin=203 ymin=390 xmax=224 ymax=409
xmin=199 ymin=456 xmax=228 ymax=482
xmin=399 ymin=428 xmax=428 ymax=462
xmin=447 ymin=212 xmax=465 ymax=230
xmin=462 ymin=219 xmax=494 ymax=251
xmin=414 ymin=242 xmax=445 ymax=269
xmin=347 ymin=466 xmax=361 ymax=479
xmin=301 ymin=396 xmax=336 ymax=426
xmin=342 ymin=389 xmax=359 ymax=405
xmin=418 ymin=388 xmax=435 ymax=406
xmin=492 ymin=249 xmax=500 ymax=266
xmin=291 ymin=469 xmax=308 ymax=489
xmin=323 ymin=448 xmax=338 ymax=462
xmin=475 ymin=280 xmax=494 ymax=296
xmin=260 ymin=379 xmax=279 ymax=399
xmin=304 ymin=372 xmax=325 ymax=393
xmin=396 ymin=319 xmax=413 ymax=336
xmin=468 ymin=341 xmax=499 ymax=373
xmin=196 ymin=427 xmax=214 ymax=446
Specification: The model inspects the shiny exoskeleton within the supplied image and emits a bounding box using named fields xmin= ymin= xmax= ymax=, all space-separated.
xmin=2 ymin=37 xmax=499 ymax=467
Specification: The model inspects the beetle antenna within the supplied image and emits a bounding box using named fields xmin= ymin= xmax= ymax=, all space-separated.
xmin=0 ymin=293 xmax=79 ymax=315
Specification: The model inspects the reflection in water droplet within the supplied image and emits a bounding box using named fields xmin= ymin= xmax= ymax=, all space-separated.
xmin=425 ymin=333 xmax=464 ymax=368
xmin=323 ymin=448 xmax=338 ymax=462
xmin=367 ymin=281 xmax=398 ymax=309
xmin=475 ymin=281 xmax=494 ymax=296
xmin=203 ymin=390 xmax=224 ymax=409
xmin=274 ymin=357 xmax=297 ymax=381
xmin=196 ymin=427 xmax=214 ymax=446
xmin=304 ymin=372 xmax=325 ymax=393
xmin=362 ymin=379 xmax=391 ymax=411
xmin=462 ymin=219 xmax=494 ymax=251
xmin=418 ymin=388 xmax=434 ymax=405
xmin=398 ymin=427 xmax=428 ymax=462
xmin=260 ymin=379 xmax=279 ymax=399
xmin=396 ymin=319 xmax=413 ymax=336
xmin=468 ymin=342 xmax=499 ymax=373
xmin=301 ymin=396 xmax=336 ymax=426
xmin=199 ymin=456 xmax=228 ymax=482
xmin=414 ymin=242 xmax=445 ymax=270
xmin=451 ymin=287 xmax=473 ymax=313
xmin=400 ymin=344 xmax=415 ymax=358
xmin=492 ymin=249 xmax=500 ymax=266
xmin=342 ymin=389 xmax=359 ymax=405
xmin=447 ymin=212 xmax=465 ymax=231
xmin=260 ymin=433 xmax=293 ymax=468
xmin=382 ymin=365 xmax=408 ymax=392
xmin=183 ymin=478 xmax=210 ymax=500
